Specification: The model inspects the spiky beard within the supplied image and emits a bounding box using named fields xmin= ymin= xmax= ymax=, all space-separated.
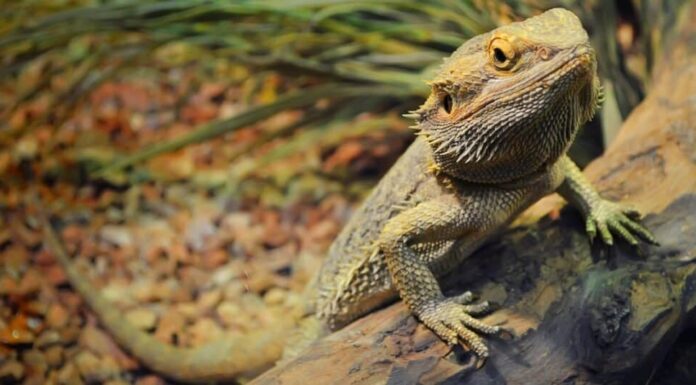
xmin=412 ymin=77 xmax=600 ymax=184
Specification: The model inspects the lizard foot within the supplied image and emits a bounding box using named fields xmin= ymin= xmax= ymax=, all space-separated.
xmin=417 ymin=296 xmax=499 ymax=358
xmin=585 ymin=200 xmax=658 ymax=246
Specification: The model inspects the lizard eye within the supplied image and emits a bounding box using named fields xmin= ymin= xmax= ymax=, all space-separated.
xmin=441 ymin=93 xmax=453 ymax=114
xmin=489 ymin=38 xmax=516 ymax=70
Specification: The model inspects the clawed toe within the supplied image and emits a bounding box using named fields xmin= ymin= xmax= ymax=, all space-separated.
xmin=586 ymin=201 xmax=658 ymax=247
xmin=451 ymin=291 xmax=475 ymax=304
xmin=418 ymin=298 xmax=500 ymax=359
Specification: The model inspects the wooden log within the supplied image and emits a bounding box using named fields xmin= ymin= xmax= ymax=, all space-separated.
xmin=250 ymin=3 xmax=696 ymax=385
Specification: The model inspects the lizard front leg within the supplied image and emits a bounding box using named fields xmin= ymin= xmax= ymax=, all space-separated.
xmin=378 ymin=194 xmax=500 ymax=357
xmin=557 ymin=156 xmax=657 ymax=245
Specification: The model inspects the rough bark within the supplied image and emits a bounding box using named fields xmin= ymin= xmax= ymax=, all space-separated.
xmin=250 ymin=4 xmax=696 ymax=385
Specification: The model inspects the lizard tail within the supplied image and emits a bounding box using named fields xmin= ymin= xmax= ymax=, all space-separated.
xmin=40 ymin=210 xmax=286 ymax=383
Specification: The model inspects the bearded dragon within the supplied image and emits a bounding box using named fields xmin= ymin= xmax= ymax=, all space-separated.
xmin=40 ymin=8 xmax=657 ymax=383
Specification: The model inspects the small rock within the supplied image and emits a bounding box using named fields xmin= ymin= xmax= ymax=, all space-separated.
xmin=34 ymin=329 xmax=62 ymax=349
xmin=102 ymin=282 xmax=136 ymax=306
xmin=216 ymin=302 xmax=240 ymax=326
xmin=130 ymin=279 xmax=158 ymax=303
xmin=22 ymin=349 xmax=47 ymax=376
xmin=187 ymin=318 xmax=223 ymax=346
xmin=216 ymin=302 xmax=253 ymax=332
xmin=0 ymin=276 xmax=18 ymax=296
xmin=245 ymin=270 xmax=277 ymax=294
xmin=2 ymin=244 xmax=30 ymax=275
xmin=154 ymin=309 xmax=186 ymax=344
xmin=263 ymin=288 xmax=287 ymax=306
xmin=0 ymin=360 xmax=24 ymax=383
xmin=201 ymin=248 xmax=228 ymax=269
xmin=210 ymin=263 xmax=239 ymax=287
xmin=104 ymin=380 xmax=130 ymax=385
xmin=42 ymin=265 xmax=68 ymax=286
xmin=17 ymin=269 xmax=43 ymax=295
xmin=222 ymin=280 xmax=246 ymax=300
xmin=0 ymin=325 xmax=35 ymax=345
xmin=175 ymin=302 xmax=199 ymax=320
xmin=79 ymin=326 xmax=113 ymax=355
xmin=185 ymin=215 xmax=217 ymax=252
xmin=25 ymin=301 xmax=48 ymax=317
xmin=74 ymin=351 xmax=120 ymax=383
xmin=125 ymin=308 xmax=158 ymax=331
xmin=44 ymin=345 xmax=64 ymax=368
xmin=79 ymin=326 xmax=137 ymax=370
xmin=56 ymin=362 xmax=82 ymax=385
xmin=135 ymin=375 xmax=167 ymax=385
xmin=239 ymin=293 xmax=265 ymax=312
xmin=99 ymin=225 xmax=133 ymax=248
xmin=45 ymin=304 xmax=69 ymax=329
xmin=59 ymin=325 xmax=81 ymax=345
xmin=197 ymin=289 xmax=222 ymax=312
xmin=22 ymin=372 xmax=46 ymax=385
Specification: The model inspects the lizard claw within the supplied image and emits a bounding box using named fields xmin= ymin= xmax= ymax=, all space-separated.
xmin=585 ymin=200 xmax=658 ymax=246
xmin=451 ymin=291 xmax=475 ymax=304
xmin=417 ymin=297 xmax=499 ymax=358
xmin=475 ymin=354 xmax=487 ymax=369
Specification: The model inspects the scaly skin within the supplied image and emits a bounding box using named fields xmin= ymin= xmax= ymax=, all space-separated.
xmin=40 ymin=8 xmax=657 ymax=383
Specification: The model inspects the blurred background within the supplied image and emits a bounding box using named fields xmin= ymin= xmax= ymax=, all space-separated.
xmin=0 ymin=1 xmax=693 ymax=384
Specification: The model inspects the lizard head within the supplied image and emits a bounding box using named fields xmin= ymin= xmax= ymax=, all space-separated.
xmin=411 ymin=8 xmax=601 ymax=183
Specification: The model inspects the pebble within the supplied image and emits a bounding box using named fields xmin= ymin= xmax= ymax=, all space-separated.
xmin=78 ymin=326 xmax=137 ymax=370
xmin=154 ymin=309 xmax=186 ymax=344
xmin=44 ymin=345 xmax=64 ymax=368
xmin=79 ymin=326 xmax=113 ymax=355
xmin=201 ymin=248 xmax=228 ymax=269
xmin=216 ymin=302 xmax=241 ymax=327
xmin=263 ymin=288 xmax=287 ymax=306
xmin=0 ymin=360 xmax=24 ymax=383
xmin=185 ymin=215 xmax=217 ymax=252
xmin=188 ymin=318 xmax=223 ymax=346
xmin=56 ymin=361 xmax=82 ymax=385
xmin=99 ymin=225 xmax=133 ymax=248
xmin=74 ymin=351 xmax=120 ymax=383
xmin=35 ymin=327 xmax=62 ymax=348
xmin=135 ymin=375 xmax=167 ymax=385
xmin=45 ymin=303 xmax=70 ymax=329
xmin=196 ymin=288 xmax=222 ymax=312
xmin=245 ymin=270 xmax=277 ymax=294
xmin=0 ymin=326 xmax=35 ymax=345
xmin=175 ymin=302 xmax=199 ymax=320
xmin=17 ymin=268 xmax=43 ymax=295
xmin=215 ymin=299 xmax=257 ymax=332
xmin=222 ymin=280 xmax=246 ymax=300
xmin=239 ymin=293 xmax=265 ymax=311
xmin=25 ymin=301 xmax=48 ymax=317
xmin=102 ymin=282 xmax=136 ymax=306
xmin=210 ymin=263 xmax=239 ymax=287
xmin=44 ymin=264 xmax=69 ymax=285
xmin=22 ymin=349 xmax=48 ymax=376
xmin=104 ymin=379 xmax=130 ymax=385
xmin=59 ymin=325 xmax=81 ymax=345
xmin=0 ymin=276 xmax=18 ymax=295
xmin=125 ymin=308 xmax=158 ymax=331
